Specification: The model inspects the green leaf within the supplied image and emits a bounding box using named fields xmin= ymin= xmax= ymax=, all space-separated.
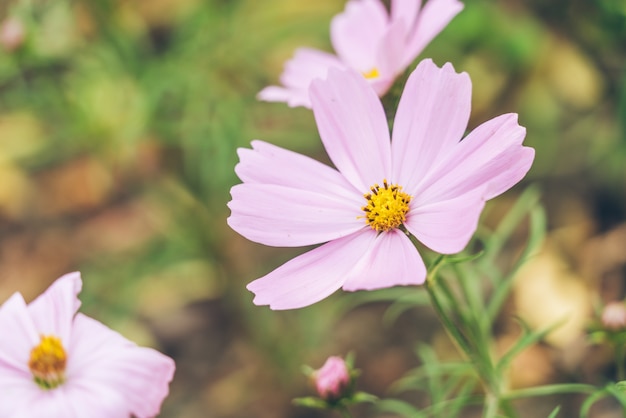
xmin=496 ymin=318 xmax=563 ymax=375
xmin=486 ymin=204 xmax=547 ymax=323
xmin=377 ymin=399 xmax=425 ymax=418
xmin=547 ymin=405 xmax=561 ymax=418
xmin=351 ymin=391 xmax=378 ymax=404
xmin=292 ymin=397 xmax=328 ymax=409
xmin=502 ymin=383 xmax=597 ymax=400
xmin=580 ymin=389 xmax=608 ymax=418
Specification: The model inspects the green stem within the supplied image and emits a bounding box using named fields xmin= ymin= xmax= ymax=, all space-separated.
xmin=426 ymin=257 xmax=502 ymax=417
xmin=616 ymin=343 xmax=626 ymax=381
xmin=502 ymin=383 xmax=597 ymax=400
xmin=483 ymin=391 xmax=499 ymax=418
xmin=425 ymin=275 xmax=473 ymax=359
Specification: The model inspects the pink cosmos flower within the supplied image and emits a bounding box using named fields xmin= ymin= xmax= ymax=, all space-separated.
xmin=313 ymin=356 xmax=351 ymax=400
xmin=601 ymin=301 xmax=626 ymax=331
xmin=0 ymin=17 xmax=25 ymax=52
xmin=258 ymin=0 xmax=464 ymax=108
xmin=228 ymin=59 xmax=535 ymax=310
xmin=0 ymin=272 xmax=175 ymax=418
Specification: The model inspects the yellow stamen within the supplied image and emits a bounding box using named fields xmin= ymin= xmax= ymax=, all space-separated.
xmin=29 ymin=335 xmax=67 ymax=389
xmin=362 ymin=68 xmax=380 ymax=80
xmin=361 ymin=179 xmax=411 ymax=232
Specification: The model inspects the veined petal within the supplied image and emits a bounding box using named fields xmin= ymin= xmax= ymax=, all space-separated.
xmin=0 ymin=372 xmax=41 ymax=417
xmin=391 ymin=59 xmax=471 ymax=193
xmin=391 ymin=0 xmax=422 ymax=30
xmin=247 ymin=231 xmax=376 ymax=309
xmin=417 ymin=114 xmax=533 ymax=204
xmin=10 ymin=390 xmax=76 ymax=418
xmin=68 ymin=314 xmax=174 ymax=418
xmin=228 ymin=183 xmax=364 ymax=247
xmin=0 ymin=293 xmax=39 ymax=373
xmin=405 ymin=189 xmax=486 ymax=254
xmin=343 ymin=229 xmax=426 ymax=291
xmin=235 ymin=140 xmax=360 ymax=202
xmin=258 ymin=48 xmax=345 ymax=108
xmin=330 ymin=0 xmax=388 ymax=72
xmin=64 ymin=383 xmax=128 ymax=418
xmin=27 ymin=272 xmax=82 ymax=344
xmin=310 ymin=68 xmax=391 ymax=192
xmin=402 ymin=0 xmax=464 ymax=68
xmin=374 ymin=17 xmax=409 ymax=89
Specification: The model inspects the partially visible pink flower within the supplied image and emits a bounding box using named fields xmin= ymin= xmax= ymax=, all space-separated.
xmin=0 ymin=17 xmax=25 ymax=52
xmin=601 ymin=302 xmax=626 ymax=331
xmin=258 ymin=0 xmax=464 ymax=108
xmin=228 ymin=59 xmax=535 ymax=310
xmin=313 ymin=356 xmax=350 ymax=400
xmin=0 ymin=272 xmax=175 ymax=418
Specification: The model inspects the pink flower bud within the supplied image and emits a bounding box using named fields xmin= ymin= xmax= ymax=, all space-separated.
xmin=313 ymin=356 xmax=350 ymax=400
xmin=0 ymin=17 xmax=25 ymax=52
xmin=602 ymin=302 xmax=626 ymax=331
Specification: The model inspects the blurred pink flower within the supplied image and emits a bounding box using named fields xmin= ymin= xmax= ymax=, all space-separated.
xmin=258 ymin=0 xmax=464 ymax=108
xmin=0 ymin=272 xmax=175 ymax=418
xmin=601 ymin=301 xmax=626 ymax=331
xmin=313 ymin=356 xmax=350 ymax=400
xmin=228 ymin=59 xmax=535 ymax=309
xmin=0 ymin=17 xmax=25 ymax=52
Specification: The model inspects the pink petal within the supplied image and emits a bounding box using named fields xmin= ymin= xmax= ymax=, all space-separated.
xmin=310 ymin=68 xmax=391 ymax=192
xmin=417 ymin=114 xmax=533 ymax=204
xmin=373 ymin=18 xmax=409 ymax=90
xmin=27 ymin=272 xmax=82 ymax=344
xmin=391 ymin=59 xmax=471 ymax=192
xmin=391 ymin=0 xmax=422 ymax=30
xmin=68 ymin=314 xmax=174 ymax=418
xmin=330 ymin=0 xmax=389 ymax=72
xmin=64 ymin=383 xmax=128 ymax=418
xmin=342 ymin=229 xmax=426 ymax=291
xmin=10 ymin=390 xmax=76 ymax=418
xmin=0 ymin=373 xmax=41 ymax=417
xmin=247 ymin=231 xmax=376 ymax=309
xmin=0 ymin=293 xmax=39 ymax=373
xmin=405 ymin=189 xmax=486 ymax=254
xmin=402 ymin=0 xmax=464 ymax=68
xmin=228 ymin=183 xmax=364 ymax=247
xmin=258 ymin=48 xmax=345 ymax=108
xmin=257 ymin=86 xmax=310 ymax=108
xmin=235 ymin=140 xmax=359 ymax=202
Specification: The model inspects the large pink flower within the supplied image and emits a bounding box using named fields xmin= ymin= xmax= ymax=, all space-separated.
xmin=258 ymin=0 xmax=464 ymax=108
xmin=229 ymin=59 xmax=535 ymax=310
xmin=0 ymin=272 xmax=175 ymax=418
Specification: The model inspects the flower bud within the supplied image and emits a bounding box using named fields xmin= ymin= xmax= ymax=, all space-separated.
xmin=313 ymin=356 xmax=350 ymax=400
xmin=601 ymin=302 xmax=626 ymax=331
xmin=0 ymin=17 xmax=25 ymax=52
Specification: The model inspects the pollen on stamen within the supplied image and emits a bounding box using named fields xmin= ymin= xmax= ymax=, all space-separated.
xmin=360 ymin=179 xmax=411 ymax=232
xmin=29 ymin=335 xmax=67 ymax=390
xmin=362 ymin=68 xmax=380 ymax=80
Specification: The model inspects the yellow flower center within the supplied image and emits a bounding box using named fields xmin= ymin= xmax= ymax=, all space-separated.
xmin=362 ymin=67 xmax=380 ymax=79
xmin=361 ymin=180 xmax=411 ymax=232
xmin=29 ymin=335 xmax=67 ymax=390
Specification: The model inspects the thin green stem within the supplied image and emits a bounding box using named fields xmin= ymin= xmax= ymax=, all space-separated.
xmin=502 ymin=383 xmax=597 ymax=400
xmin=425 ymin=276 xmax=473 ymax=359
xmin=426 ymin=256 xmax=502 ymax=417
xmin=616 ymin=343 xmax=626 ymax=381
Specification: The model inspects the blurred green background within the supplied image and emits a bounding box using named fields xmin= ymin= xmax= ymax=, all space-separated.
xmin=0 ymin=0 xmax=624 ymax=416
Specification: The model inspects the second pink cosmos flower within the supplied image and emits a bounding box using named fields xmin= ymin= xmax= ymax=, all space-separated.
xmin=258 ymin=0 xmax=464 ymax=108
xmin=228 ymin=59 xmax=535 ymax=310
